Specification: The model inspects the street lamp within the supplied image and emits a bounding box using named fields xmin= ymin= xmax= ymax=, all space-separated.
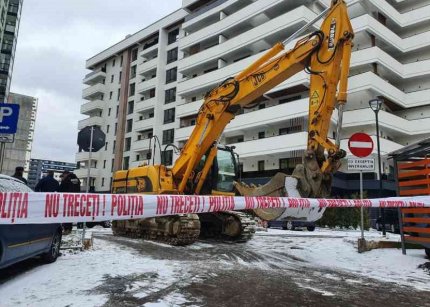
xmin=369 ymin=97 xmax=385 ymax=236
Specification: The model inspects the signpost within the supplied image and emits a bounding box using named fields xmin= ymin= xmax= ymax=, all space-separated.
xmin=348 ymin=133 xmax=374 ymax=241
xmin=0 ymin=103 xmax=20 ymax=172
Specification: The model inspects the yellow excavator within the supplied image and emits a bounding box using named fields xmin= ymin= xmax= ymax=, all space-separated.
xmin=111 ymin=0 xmax=354 ymax=245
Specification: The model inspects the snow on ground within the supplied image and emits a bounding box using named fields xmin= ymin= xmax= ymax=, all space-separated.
xmin=0 ymin=237 xmax=187 ymax=307
xmin=256 ymin=228 xmax=430 ymax=291
xmin=0 ymin=227 xmax=429 ymax=306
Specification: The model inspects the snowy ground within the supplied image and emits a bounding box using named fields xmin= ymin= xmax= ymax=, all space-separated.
xmin=0 ymin=227 xmax=429 ymax=306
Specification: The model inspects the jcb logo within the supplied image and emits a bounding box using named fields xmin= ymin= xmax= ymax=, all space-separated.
xmin=252 ymin=73 xmax=266 ymax=87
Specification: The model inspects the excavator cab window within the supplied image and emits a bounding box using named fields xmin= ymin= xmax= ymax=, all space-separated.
xmin=214 ymin=148 xmax=237 ymax=193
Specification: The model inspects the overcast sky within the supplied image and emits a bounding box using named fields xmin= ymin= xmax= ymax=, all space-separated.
xmin=11 ymin=0 xmax=182 ymax=163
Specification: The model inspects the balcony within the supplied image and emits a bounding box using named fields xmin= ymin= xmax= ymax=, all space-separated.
xmin=83 ymin=68 xmax=106 ymax=85
xmin=133 ymin=138 xmax=152 ymax=152
xmin=179 ymin=6 xmax=315 ymax=74
xmin=138 ymin=57 xmax=158 ymax=75
xmin=75 ymin=151 xmax=102 ymax=162
xmin=177 ymin=99 xmax=203 ymax=118
xmin=135 ymin=97 xmax=156 ymax=113
xmin=80 ymin=99 xmax=104 ymax=115
xmin=82 ymin=83 xmax=105 ymax=100
xmin=134 ymin=117 xmax=155 ymax=132
xmin=175 ymin=125 xmax=194 ymax=142
xmin=225 ymin=99 xmax=308 ymax=135
xmin=140 ymin=44 xmax=158 ymax=59
xmin=137 ymin=78 xmax=157 ymax=94
xmin=78 ymin=116 xmax=103 ymax=130
xmin=230 ymin=132 xmax=308 ymax=158
xmin=74 ymin=168 xmax=100 ymax=179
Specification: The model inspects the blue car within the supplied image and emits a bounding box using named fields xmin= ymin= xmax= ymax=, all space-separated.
xmin=0 ymin=175 xmax=62 ymax=269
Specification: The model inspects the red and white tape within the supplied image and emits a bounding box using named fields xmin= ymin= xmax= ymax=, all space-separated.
xmin=0 ymin=192 xmax=428 ymax=225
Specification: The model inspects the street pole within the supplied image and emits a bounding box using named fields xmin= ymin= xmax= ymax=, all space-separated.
xmin=374 ymin=111 xmax=386 ymax=236
xmin=82 ymin=125 xmax=94 ymax=245
xmin=360 ymin=170 xmax=364 ymax=240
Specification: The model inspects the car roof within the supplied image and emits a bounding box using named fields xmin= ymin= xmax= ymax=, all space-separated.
xmin=0 ymin=174 xmax=33 ymax=192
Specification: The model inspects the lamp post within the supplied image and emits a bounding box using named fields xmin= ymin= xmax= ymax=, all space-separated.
xmin=369 ymin=98 xmax=385 ymax=236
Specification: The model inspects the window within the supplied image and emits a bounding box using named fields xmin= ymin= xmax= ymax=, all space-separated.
xmin=119 ymin=71 xmax=122 ymax=83
xmin=113 ymin=140 xmax=116 ymax=153
xmin=127 ymin=101 xmax=134 ymax=114
xmin=120 ymin=55 xmax=123 ymax=66
xmin=101 ymin=178 xmax=105 ymax=187
xmin=103 ymin=160 xmax=106 ymax=168
xmin=258 ymin=131 xmax=265 ymax=139
xmin=164 ymin=108 xmax=175 ymax=124
xmin=168 ymin=28 xmax=179 ymax=44
xmin=162 ymin=129 xmax=175 ymax=144
xmin=149 ymin=88 xmax=156 ymax=98
xmin=258 ymin=160 xmax=265 ymax=172
xmin=116 ymin=106 xmax=119 ymax=118
xmin=131 ymin=48 xmax=138 ymax=62
xmin=162 ymin=150 xmax=173 ymax=165
xmin=112 ymin=59 xmax=116 ymax=67
xmin=111 ymin=159 xmax=115 ymax=172
xmin=279 ymin=158 xmax=288 ymax=170
xmin=167 ymin=48 xmax=178 ymax=64
xmin=165 ymin=88 xmax=176 ymax=104
xmin=130 ymin=65 xmax=137 ymax=79
xmin=108 ymin=108 xmax=111 ymax=116
xmin=125 ymin=137 xmax=131 ymax=151
xmin=129 ymin=83 xmax=135 ymax=96
xmin=106 ymin=125 xmax=110 ymax=133
xmin=117 ymin=89 xmax=121 ymax=100
xmin=105 ymin=142 xmax=108 ymax=151
xmin=279 ymin=95 xmax=301 ymax=104
xmin=279 ymin=128 xmax=288 ymax=135
xmin=109 ymin=91 xmax=113 ymax=100
xmin=111 ymin=75 xmax=114 ymax=83
xmin=279 ymin=157 xmax=301 ymax=170
xmin=126 ymin=119 xmax=133 ymax=133
xmin=166 ymin=67 xmax=177 ymax=84
xmin=123 ymin=157 xmax=130 ymax=170
xmin=115 ymin=123 xmax=118 ymax=135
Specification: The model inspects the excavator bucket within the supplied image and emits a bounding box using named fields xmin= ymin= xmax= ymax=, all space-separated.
xmin=234 ymin=172 xmax=289 ymax=221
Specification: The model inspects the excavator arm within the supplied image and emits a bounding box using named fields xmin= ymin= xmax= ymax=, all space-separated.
xmin=172 ymin=0 xmax=353 ymax=196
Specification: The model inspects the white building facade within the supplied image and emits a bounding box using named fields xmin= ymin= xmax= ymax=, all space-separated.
xmin=78 ymin=0 xmax=430 ymax=194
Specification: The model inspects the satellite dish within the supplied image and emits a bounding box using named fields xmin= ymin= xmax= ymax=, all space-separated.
xmin=77 ymin=126 xmax=106 ymax=152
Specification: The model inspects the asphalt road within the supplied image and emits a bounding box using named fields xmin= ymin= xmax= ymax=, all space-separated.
xmin=93 ymin=233 xmax=430 ymax=307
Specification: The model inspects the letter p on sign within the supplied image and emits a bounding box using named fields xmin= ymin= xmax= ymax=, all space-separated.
xmin=0 ymin=103 xmax=20 ymax=134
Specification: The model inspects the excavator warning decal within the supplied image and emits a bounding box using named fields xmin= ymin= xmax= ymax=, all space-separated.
xmin=310 ymin=90 xmax=320 ymax=106
xmin=328 ymin=18 xmax=337 ymax=50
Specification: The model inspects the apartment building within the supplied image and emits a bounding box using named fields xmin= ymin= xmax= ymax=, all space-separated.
xmin=78 ymin=0 xmax=430 ymax=194
xmin=0 ymin=0 xmax=22 ymax=102
xmin=1 ymin=92 xmax=36 ymax=177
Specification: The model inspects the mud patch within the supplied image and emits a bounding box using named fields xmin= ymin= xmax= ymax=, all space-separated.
xmin=418 ymin=262 xmax=430 ymax=275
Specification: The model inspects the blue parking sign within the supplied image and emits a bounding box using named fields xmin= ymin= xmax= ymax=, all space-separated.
xmin=0 ymin=103 xmax=20 ymax=134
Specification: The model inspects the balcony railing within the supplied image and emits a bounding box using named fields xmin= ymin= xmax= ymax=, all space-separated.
xmin=184 ymin=0 xmax=228 ymax=22
xmin=84 ymin=67 xmax=106 ymax=79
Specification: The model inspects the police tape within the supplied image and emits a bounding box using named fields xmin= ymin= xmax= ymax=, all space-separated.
xmin=0 ymin=191 xmax=428 ymax=225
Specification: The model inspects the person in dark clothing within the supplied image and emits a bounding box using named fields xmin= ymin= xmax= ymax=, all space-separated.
xmin=35 ymin=170 xmax=59 ymax=192
xmin=12 ymin=166 xmax=27 ymax=185
xmin=59 ymin=171 xmax=81 ymax=234
xmin=58 ymin=171 xmax=81 ymax=192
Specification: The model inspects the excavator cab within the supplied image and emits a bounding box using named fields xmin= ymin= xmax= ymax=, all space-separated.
xmin=193 ymin=145 xmax=239 ymax=195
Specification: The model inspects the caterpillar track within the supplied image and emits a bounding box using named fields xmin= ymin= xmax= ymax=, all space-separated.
xmin=112 ymin=211 xmax=256 ymax=246
xmin=112 ymin=214 xmax=200 ymax=246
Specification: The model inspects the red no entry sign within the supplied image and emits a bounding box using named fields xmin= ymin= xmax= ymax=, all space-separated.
xmin=348 ymin=133 xmax=374 ymax=158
